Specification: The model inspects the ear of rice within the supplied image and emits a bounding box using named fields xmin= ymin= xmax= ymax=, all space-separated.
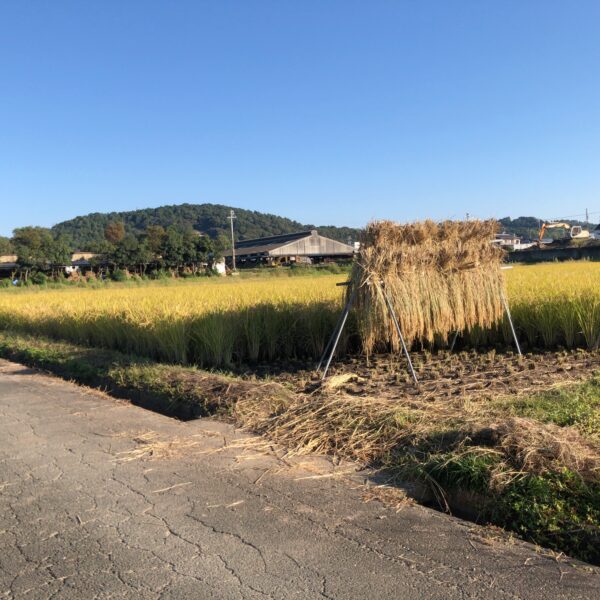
xmin=349 ymin=219 xmax=505 ymax=354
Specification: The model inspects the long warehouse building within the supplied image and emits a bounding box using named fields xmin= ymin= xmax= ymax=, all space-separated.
xmin=222 ymin=230 xmax=356 ymax=266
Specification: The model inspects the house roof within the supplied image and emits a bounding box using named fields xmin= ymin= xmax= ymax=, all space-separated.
xmin=0 ymin=255 xmax=18 ymax=270
xmin=223 ymin=230 xmax=354 ymax=258
xmin=0 ymin=252 xmax=99 ymax=269
xmin=234 ymin=230 xmax=316 ymax=250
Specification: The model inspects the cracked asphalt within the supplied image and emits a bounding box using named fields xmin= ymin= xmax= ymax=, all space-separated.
xmin=0 ymin=359 xmax=598 ymax=599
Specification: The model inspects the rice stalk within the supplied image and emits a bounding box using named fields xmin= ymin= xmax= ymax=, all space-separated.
xmin=349 ymin=220 xmax=505 ymax=354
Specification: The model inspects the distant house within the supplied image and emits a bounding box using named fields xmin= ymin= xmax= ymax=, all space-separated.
xmin=0 ymin=252 xmax=100 ymax=278
xmin=223 ymin=230 xmax=355 ymax=266
xmin=69 ymin=251 xmax=98 ymax=271
xmin=592 ymin=224 xmax=600 ymax=240
xmin=491 ymin=232 xmax=539 ymax=250
xmin=0 ymin=255 xmax=18 ymax=275
xmin=492 ymin=232 xmax=521 ymax=248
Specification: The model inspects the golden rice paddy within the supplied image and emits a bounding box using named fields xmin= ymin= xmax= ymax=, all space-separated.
xmin=0 ymin=262 xmax=598 ymax=367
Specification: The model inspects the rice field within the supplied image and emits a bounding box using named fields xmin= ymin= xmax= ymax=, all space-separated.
xmin=506 ymin=263 xmax=600 ymax=350
xmin=0 ymin=275 xmax=345 ymax=366
xmin=0 ymin=262 xmax=598 ymax=367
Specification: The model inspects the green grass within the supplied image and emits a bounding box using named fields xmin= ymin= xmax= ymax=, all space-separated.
xmin=387 ymin=446 xmax=600 ymax=564
xmin=496 ymin=469 xmax=600 ymax=564
xmin=0 ymin=332 xmax=218 ymax=418
xmin=0 ymin=263 xmax=352 ymax=292
xmin=497 ymin=378 xmax=600 ymax=439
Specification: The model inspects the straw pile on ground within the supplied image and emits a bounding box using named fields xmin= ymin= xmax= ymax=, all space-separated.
xmin=349 ymin=219 xmax=505 ymax=353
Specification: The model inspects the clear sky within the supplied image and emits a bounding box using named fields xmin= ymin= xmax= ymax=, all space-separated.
xmin=1 ymin=1 xmax=599 ymax=237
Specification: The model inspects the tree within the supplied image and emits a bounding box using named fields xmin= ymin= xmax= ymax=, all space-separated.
xmin=104 ymin=221 xmax=126 ymax=244
xmin=109 ymin=234 xmax=151 ymax=274
xmin=194 ymin=234 xmax=215 ymax=263
xmin=45 ymin=235 xmax=73 ymax=277
xmin=146 ymin=225 xmax=166 ymax=256
xmin=12 ymin=227 xmax=62 ymax=280
xmin=0 ymin=236 xmax=13 ymax=255
xmin=162 ymin=227 xmax=185 ymax=271
xmin=134 ymin=238 xmax=153 ymax=274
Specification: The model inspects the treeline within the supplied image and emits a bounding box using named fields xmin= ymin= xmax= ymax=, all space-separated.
xmin=0 ymin=228 xmax=72 ymax=279
xmin=51 ymin=203 xmax=361 ymax=249
xmin=1 ymin=222 xmax=220 ymax=283
xmin=94 ymin=222 xmax=220 ymax=275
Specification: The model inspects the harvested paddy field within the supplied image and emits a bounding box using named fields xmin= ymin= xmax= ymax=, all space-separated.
xmin=274 ymin=349 xmax=600 ymax=401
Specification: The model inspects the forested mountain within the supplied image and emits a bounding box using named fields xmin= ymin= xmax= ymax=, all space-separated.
xmin=51 ymin=203 xmax=361 ymax=249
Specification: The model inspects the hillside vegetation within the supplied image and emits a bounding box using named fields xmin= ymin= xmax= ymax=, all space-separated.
xmin=51 ymin=203 xmax=361 ymax=249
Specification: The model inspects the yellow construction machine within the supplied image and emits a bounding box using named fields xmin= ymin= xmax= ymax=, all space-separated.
xmin=538 ymin=222 xmax=590 ymax=243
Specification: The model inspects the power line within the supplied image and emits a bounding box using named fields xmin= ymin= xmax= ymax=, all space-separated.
xmin=551 ymin=210 xmax=599 ymax=220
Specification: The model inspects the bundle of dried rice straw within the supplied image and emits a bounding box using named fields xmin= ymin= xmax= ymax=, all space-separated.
xmin=349 ymin=219 xmax=505 ymax=353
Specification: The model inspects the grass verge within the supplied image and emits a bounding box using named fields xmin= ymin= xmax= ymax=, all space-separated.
xmin=0 ymin=331 xmax=293 ymax=420
xmin=0 ymin=331 xmax=598 ymax=565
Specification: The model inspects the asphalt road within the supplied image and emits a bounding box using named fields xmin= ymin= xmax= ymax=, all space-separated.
xmin=0 ymin=359 xmax=598 ymax=599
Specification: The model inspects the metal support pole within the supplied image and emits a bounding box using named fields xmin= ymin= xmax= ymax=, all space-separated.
xmin=500 ymin=291 xmax=522 ymax=356
xmin=382 ymin=288 xmax=418 ymax=385
xmin=319 ymin=287 xmax=357 ymax=381
xmin=449 ymin=330 xmax=460 ymax=352
xmin=317 ymin=281 xmax=352 ymax=371
xmin=317 ymin=303 xmax=348 ymax=371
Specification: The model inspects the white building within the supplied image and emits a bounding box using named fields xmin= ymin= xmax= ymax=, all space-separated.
xmin=492 ymin=232 xmax=521 ymax=250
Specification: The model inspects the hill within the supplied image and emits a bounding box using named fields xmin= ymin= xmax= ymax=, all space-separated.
xmin=50 ymin=204 xmax=597 ymax=250
xmin=52 ymin=203 xmax=361 ymax=249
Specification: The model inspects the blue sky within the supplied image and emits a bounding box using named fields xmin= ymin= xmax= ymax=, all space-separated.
xmin=1 ymin=1 xmax=599 ymax=236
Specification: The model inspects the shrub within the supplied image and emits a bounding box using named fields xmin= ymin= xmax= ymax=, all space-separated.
xmin=31 ymin=272 xmax=48 ymax=285
xmin=111 ymin=269 xmax=129 ymax=282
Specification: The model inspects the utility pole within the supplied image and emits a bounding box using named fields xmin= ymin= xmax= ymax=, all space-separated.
xmin=586 ymin=208 xmax=589 ymax=224
xmin=227 ymin=209 xmax=237 ymax=272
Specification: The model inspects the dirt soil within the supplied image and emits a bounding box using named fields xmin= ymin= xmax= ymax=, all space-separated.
xmin=252 ymin=349 xmax=600 ymax=402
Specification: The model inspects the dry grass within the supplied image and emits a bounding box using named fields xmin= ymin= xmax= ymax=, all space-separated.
xmin=479 ymin=417 xmax=600 ymax=482
xmin=232 ymin=385 xmax=600 ymax=486
xmin=360 ymin=484 xmax=411 ymax=512
xmin=112 ymin=428 xmax=278 ymax=464
xmin=233 ymin=393 xmax=406 ymax=462
xmin=113 ymin=431 xmax=206 ymax=462
xmin=350 ymin=219 xmax=504 ymax=354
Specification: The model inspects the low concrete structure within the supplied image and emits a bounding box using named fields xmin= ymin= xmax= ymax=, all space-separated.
xmin=507 ymin=243 xmax=600 ymax=263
